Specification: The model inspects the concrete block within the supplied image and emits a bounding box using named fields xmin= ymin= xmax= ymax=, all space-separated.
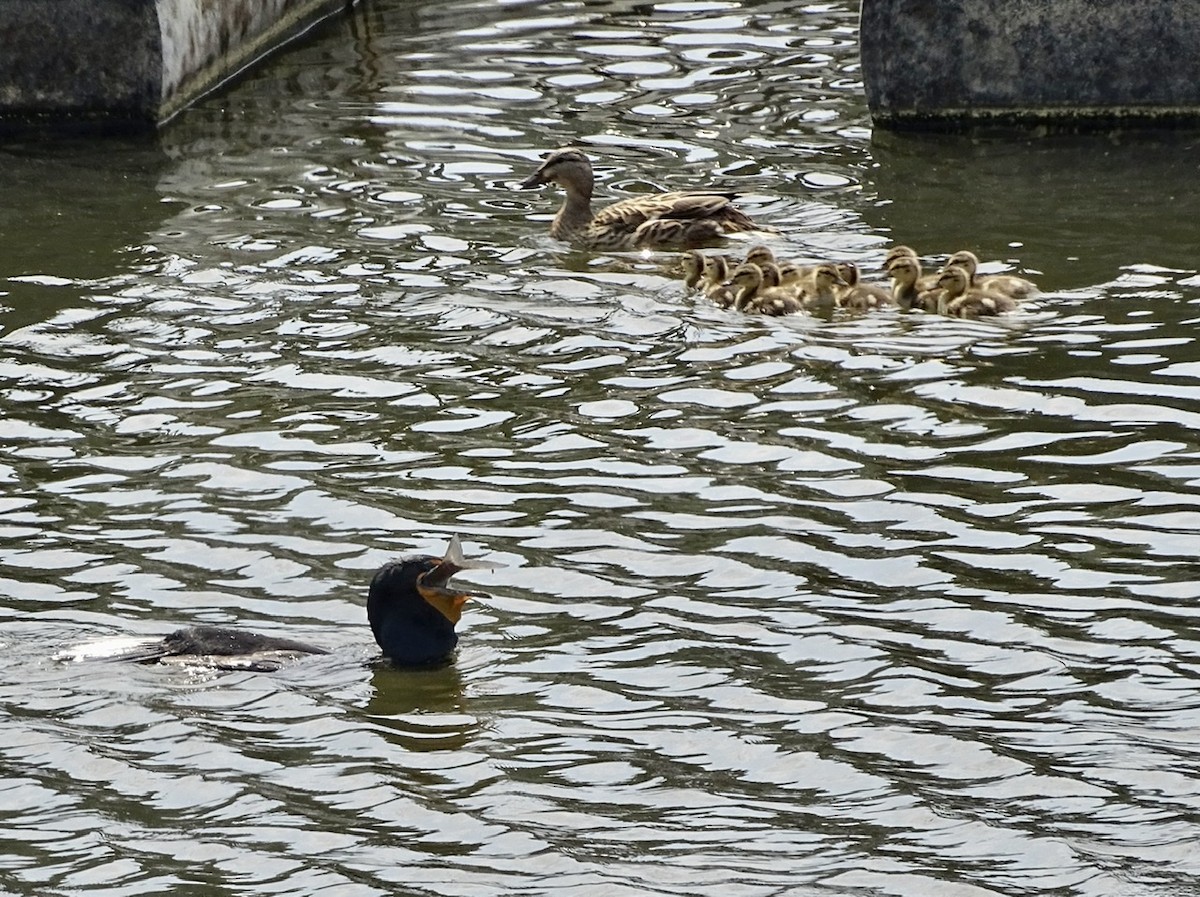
xmin=0 ymin=0 xmax=350 ymax=130
xmin=860 ymin=0 xmax=1200 ymax=129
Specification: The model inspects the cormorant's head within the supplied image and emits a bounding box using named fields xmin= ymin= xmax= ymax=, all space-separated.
xmin=367 ymin=536 xmax=491 ymax=667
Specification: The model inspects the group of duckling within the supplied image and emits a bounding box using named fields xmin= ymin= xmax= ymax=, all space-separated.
xmin=683 ymin=244 xmax=1038 ymax=319
xmin=885 ymin=246 xmax=1038 ymax=317
xmin=682 ymin=246 xmax=888 ymax=316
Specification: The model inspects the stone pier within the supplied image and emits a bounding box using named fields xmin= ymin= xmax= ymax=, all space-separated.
xmin=860 ymin=0 xmax=1200 ymax=129
xmin=0 ymin=0 xmax=351 ymax=130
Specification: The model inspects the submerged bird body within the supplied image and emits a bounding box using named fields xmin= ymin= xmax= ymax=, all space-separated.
xmin=521 ymin=149 xmax=770 ymax=251
xmin=113 ymin=626 xmax=329 ymax=672
xmin=102 ymin=538 xmax=488 ymax=671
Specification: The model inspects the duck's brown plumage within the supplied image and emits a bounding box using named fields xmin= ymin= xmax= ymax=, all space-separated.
xmin=521 ymin=149 xmax=772 ymax=251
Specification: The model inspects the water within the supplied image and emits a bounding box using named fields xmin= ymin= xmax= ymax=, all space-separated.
xmin=3 ymin=1 xmax=1200 ymax=895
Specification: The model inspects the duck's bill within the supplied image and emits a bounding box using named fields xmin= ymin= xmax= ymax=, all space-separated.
xmin=519 ymin=169 xmax=548 ymax=189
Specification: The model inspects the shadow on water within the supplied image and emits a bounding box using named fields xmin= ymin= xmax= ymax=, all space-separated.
xmin=0 ymin=139 xmax=171 ymax=282
xmin=866 ymin=129 xmax=1200 ymax=285
xmin=364 ymin=661 xmax=476 ymax=751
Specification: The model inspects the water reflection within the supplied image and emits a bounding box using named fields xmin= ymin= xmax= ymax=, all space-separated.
xmin=868 ymin=129 xmax=1200 ymax=285
xmin=2 ymin=0 xmax=1200 ymax=895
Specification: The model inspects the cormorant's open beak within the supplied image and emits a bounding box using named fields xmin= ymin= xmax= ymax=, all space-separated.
xmin=416 ymin=535 xmax=494 ymax=624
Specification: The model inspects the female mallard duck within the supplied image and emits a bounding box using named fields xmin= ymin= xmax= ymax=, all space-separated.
xmin=887 ymin=256 xmax=940 ymax=312
xmin=106 ymin=537 xmax=489 ymax=670
xmin=935 ymin=266 xmax=1018 ymax=318
xmin=800 ymin=264 xmax=849 ymax=313
xmin=520 ymin=149 xmax=772 ymax=251
xmin=944 ymin=250 xmax=1038 ymax=299
xmin=835 ymin=262 xmax=892 ymax=311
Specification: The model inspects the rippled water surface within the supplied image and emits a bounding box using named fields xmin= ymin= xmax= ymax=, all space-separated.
xmin=4 ymin=2 xmax=1200 ymax=895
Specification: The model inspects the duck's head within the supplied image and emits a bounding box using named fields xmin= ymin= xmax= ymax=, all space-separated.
xmin=836 ymin=262 xmax=861 ymax=286
xmin=883 ymin=245 xmax=919 ymax=270
xmin=367 ymin=535 xmax=492 ymax=667
xmin=776 ymin=262 xmax=805 ymax=285
xmin=702 ymin=254 xmax=730 ymax=283
xmin=682 ymin=251 xmax=706 ymax=287
xmin=887 ymin=256 xmax=920 ymax=285
xmin=812 ymin=263 xmax=849 ymax=289
xmin=759 ymin=262 xmax=783 ymax=288
xmin=745 ymin=245 xmax=776 ymax=268
xmin=520 ymin=149 xmax=594 ymax=194
xmin=731 ymin=262 xmax=764 ymax=291
xmin=936 ymin=265 xmax=971 ymax=295
xmin=944 ymin=250 xmax=979 ymax=278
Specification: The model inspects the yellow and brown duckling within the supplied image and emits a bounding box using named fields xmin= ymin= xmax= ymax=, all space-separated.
xmin=717 ymin=262 xmax=804 ymax=316
xmin=702 ymin=255 xmax=736 ymax=307
xmin=887 ymin=256 xmax=940 ymax=312
xmin=883 ymin=245 xmax=940 ymax=291
xmin=883 ymin=244 xmax=918 ymax=269
xmin=725 ymin=262 xmax=767 ymax=311
xmin=681 ymin=250 xmax=707 ymax=290
xmin=744 ymin=244 xmax=777 ymax=269
xmin=799 ymin=263 xmax=849 ymax=313
xmin=944 ymin=250 xmax=1039 ymax=300
xmin=835 ymin=262 xmax=892 ymax=312
xmin=520 ymin=149 xmax=773 ymax=251
xmin=935 ymin=265 xmax=1018 ymax=318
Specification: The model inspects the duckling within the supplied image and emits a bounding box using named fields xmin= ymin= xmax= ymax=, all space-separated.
xmin=799 ymin=263 xmax=849 ymax=313
xmin=744 ymin=244 xmax=776 ymax=269
xmin=738 ymin=262 xmax=805 ymax=315
xmin=702 ymin=255 xmax=735 ymax=307
xmin=944 ymin=250 xmax=1038 ymax=299
xmin=887 ymin=256 xmax=940 ymax=312
xmin=520 ymin=148 xmax=774 ymax=251
xmin=883 ymin=245 xmax=939 ymax=291
xmin=728 ymin=262 xmax=768 ymax=311
xmin=935 ymin=265 xmax=1018 ymax=318
xmin=681 ymin=250 xmax=706 ymax=290
xmin=835 ymin=261 xmax=892 ymax=312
